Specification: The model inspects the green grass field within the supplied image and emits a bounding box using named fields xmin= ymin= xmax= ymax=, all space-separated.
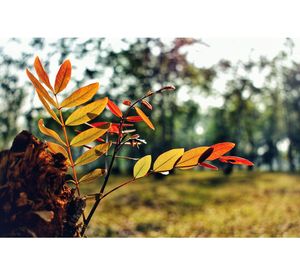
xmin=81 ymin=171 xmax=300 ymax=237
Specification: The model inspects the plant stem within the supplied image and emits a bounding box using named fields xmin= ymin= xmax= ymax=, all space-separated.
xmin=80 ymin=87 xmax=171 ymax=235
xmin=80 ymin=145 xmax=118 ymax=235
xmin=54 ymin=95 xmax=81 ymax=198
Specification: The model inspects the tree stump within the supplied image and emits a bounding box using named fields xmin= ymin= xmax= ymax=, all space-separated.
xmin=0 ymin=131 xmax=85 ymax=237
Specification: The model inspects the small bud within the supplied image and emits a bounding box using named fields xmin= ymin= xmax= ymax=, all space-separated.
xmin=162 ymin=85 xmax=176 ymax=91
xmin=146 ymin=90 xmax=154 ymax=96
xmin=141 ymin=100 xmax=153 ymax=110
xmin=123 ymin=99 xmax=132 ymax=106
xmin=156 ymin=85 xmax=176 ymax=94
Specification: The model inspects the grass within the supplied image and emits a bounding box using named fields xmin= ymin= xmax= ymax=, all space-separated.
xmin=80 ymin=170 xmax=300 ymax=237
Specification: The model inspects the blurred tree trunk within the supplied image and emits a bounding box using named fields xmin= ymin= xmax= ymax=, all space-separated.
xmin=287 ymin=142 xmax=296 ymax=172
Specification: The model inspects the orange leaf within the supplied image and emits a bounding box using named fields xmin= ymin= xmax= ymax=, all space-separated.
xmin=199 ymin=162 xmax=218 ymax=170
xmin=206 ymin=142 xmax=235 ymax=161
xmin=107 ymin=99 xmax=122 ymax=118
xmin=61 ymin=82 xmax=99 ymax=108
xmin=218 ymin=156 xmax=254 ymax=166
xmin=26 ymin=69 xmax=57 ymax=108
xmin=34 ymin=56 xmax=54 ymax=92
xmin=175 ymin=147 xmax=210 ymax=169
xmin=126 ymin=116 xmax=143 ymax=122
xmin=134 ymin=107 xmax=155 ymax=130
xmin=54 ymin=60 xmax=71 ymax=94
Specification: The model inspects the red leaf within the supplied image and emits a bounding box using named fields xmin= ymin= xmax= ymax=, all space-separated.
xmin=218 ymin=156 xmax=254 ymax=166
xmin=199 ymin=162 xmax=218 ymax=170
xmin=141 ymin=100 xmax=153 ymax=110
xmin=109 ymin=124 xmax=120 ymax=134
xmin=126 ymin=116 xmax=143 ymax=122
xmin=91 ymin=122 xmax=109 ymax=128
xmin=206 ymin=142 xmax=235 ymax=161
xmin=123 ymin=99 xmax=132 ymax=106
xmin=107 ymin=99 xmax=122 ymax=118
xmin=96 ymin=137 xmax=105 ymax=143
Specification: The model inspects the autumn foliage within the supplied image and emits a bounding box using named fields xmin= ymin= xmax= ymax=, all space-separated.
xmin=23 ymin=57 xmax=254 ymax=236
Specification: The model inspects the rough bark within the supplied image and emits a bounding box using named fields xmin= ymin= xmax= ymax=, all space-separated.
xmin=0 ymin=131 xmax=85 ymax=237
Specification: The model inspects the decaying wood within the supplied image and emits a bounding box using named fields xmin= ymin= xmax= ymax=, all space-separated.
xmin=0 ymin=131 xmax=85 ymax=237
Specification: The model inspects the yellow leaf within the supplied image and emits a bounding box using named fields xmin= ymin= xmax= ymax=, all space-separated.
xmin=61 ymin=82 xmax=99 ymax=108
xmin=153 ymin=148 xmax=184 ymax=172
xmin=133 ymin=155 xmax=152 ymax=179
xmin=54 ymin=60 xmax=72 ymax=94
xmin=37 ymin=93 xmax=61 ymax=125
xmin=46 ymin=141 xmax=70 ymax=165
xmin=70 ymin=123 xmax=110 ymax=147
xmin=26 ymin=69 xmax=58 ymax=108
xmin=34 ymin=56 xmax=54 ymax=92
xmin=134 ymin=106 xmax=155 ymax=130
xmin=38 ymin=119 xmax=66 ymax=146
xmin=79 ymin=168 xmax=106 ymax=184
xmin=65 ymin=98 xmax=108 ymax=126
xmin=175 ymin=146 xmax=210 ymax=169
xmin=75 ymin=142 xmax=111 ymax=166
